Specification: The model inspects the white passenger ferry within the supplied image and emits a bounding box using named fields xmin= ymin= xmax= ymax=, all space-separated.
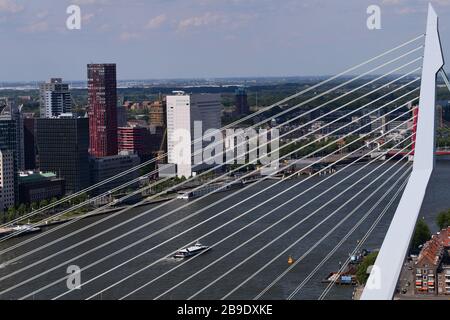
xmin=173 ymin=242 xmax=210 ymax=258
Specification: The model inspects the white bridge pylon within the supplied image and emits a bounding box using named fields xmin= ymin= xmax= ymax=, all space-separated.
xmin=361 ymin=3 xmax=444 ymax=300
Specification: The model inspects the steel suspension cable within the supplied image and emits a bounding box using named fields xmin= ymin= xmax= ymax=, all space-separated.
xmin=129 ymin=128 xmax=415 ymax=300
xmin=0 ymin=50 xmax=423 ymax=241
xmin=158 ymin=142 xmax=413 ymax=300
xmin=215 ymin=147 xmax=413 ymax=301
xmin=17 ymin=107 xmax=414 ymax=300
xmin=259 ymin=169 xmax=411 ymax=300
xmin=317 ymin=177 xmax=409 ymax=301
xmin=16 ymin=101 xmax=417 ymax=299
xmin=55 ymin=112 xmax=415 ymax=300
xmin=0 ymin=35 xmax=424 ymax=229
xmin=0 ymin=70 xmax=421 ymax=261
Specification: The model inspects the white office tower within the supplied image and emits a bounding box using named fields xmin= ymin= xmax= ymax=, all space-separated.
xmin=0 ymin=150 xmax=15 ymax=212
xmin=166 ymin=91 xmax=222 ymax=178
xmin=39 ymin=78 xmax=72 ymax=118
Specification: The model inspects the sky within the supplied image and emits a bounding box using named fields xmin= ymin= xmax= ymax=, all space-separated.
xmin=1 ymin=0 xmax=450 ymax=81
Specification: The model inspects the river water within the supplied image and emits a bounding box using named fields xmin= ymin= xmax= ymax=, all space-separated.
xmin=0 ymin=158 xmax=449 ymax=300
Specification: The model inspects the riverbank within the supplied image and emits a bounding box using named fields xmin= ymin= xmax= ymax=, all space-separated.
xmin=35 ymin=194 xmax=177 ymax=228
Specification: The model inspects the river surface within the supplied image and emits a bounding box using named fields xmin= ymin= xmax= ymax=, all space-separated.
xmin=0 ymin=158 xmax=449 ymax=300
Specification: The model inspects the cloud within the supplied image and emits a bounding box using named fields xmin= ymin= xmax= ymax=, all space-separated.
xmin=119 ymin=31 xmax=140 ymax=41
xmin=19 ymin=21 xmax=49 ymax=33
xmin=36 ymin=10 xmax=49 ymax=19
xmin=431 ymin=0 xmax=450 ymax=5
xmin=396 ymin=6 xmax=421 ymax=15
xmin=224 ymin=34 xmax=237 ymax=41
xmin=177 ymin=12 xmax=226 ymax=31
xmin=97 ymin=23 xmax=111 ymax=32
xmin=382 ymin=0 xmax=450 ymax=6
xmin=72 ymin=0 xmax=110 ymax=5
xmin=0 ymin=0 xmax=23 ymax=13
xmin=145 ymin=14 xmax=167 ymax=30
xmin=382 ymin=0 xmax=405 ymax=4
xmin=82 ymin=12 xmax=96 ymax=24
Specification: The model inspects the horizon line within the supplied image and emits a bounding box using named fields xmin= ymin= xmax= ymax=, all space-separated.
xmin=0 ymin=73 xmax=422 ymax=85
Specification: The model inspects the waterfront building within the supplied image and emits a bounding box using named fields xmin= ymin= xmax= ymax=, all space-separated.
xmin=191 ymin=93 xmax=222 ymax=132
xmin=23 ymin=118 xmax=36 ymax=170
xmin=0 ymin=117 xmax=17 ymax=158
xmin=386 ymin=120 xmax=412 ymax=132
xmin=127 ymin=119 xmax=148 ymax=127
xmin=315 ymin=120 xmax=360 ymax=136
xmin=436 ymin=104 xmax=443 ymax=129
xmin=35 ymin=117 xmax=90 ymax=194
xmin=235 ymin=87 xmax=249 ymax=116
xmin=118 ymin=125 xmax=155 ymax=160
xmin=148 ymin=99 xmax=166 ymax=128
xmin=123 ymin=101 xmax=148 ymax=111
xmin=89 ymin=151 xmax=140 ymax=195
xmin=370 ymin=114 xmax=386 ymax=133
xmin=0 ymin=100 xmax=24 ymax=171
xmin=414 ymin=227 xmax=450 ymax=296
xmin=18 ymin=171 xmax=65 ymax=204
xmin=88 ymin=64 xmax=118 ymax=158
xmin=117 ymin=105 xmax=127 ymax=127
xmin=0 ymin=99 xmax=22 ymax=204
xmin=0 ymin=150 xmax=15 ymax=212
xmin=39 ymin=78 xmax=72 ymax=118
xmin=166 ymin=91 xmax=222 ymax=178
xmin=437 ymin=100 xmax=450 ymax=124
xmin=437 ymin=262 xmax=450 ymax=295
xmin=12 ymin=105 xmax=24 ymax=172
xmin=146 ymin=100 xmax=167 ymax=156
xmin=358 ymin=112 xmax=372 ymax=134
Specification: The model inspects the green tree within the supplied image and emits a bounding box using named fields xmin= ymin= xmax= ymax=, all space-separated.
xmin=344 ymin=135 xmax=364 ymax=152
xmin=7 ymin=207 xmax=16 ymax=222
xmin=411 ymin=219 xmax=431 ymax=254
xmin=30 ymin=202 xmax=38 ymax=211
xmin=17 ymin=204 xmax=27 ymax=216
xmin=356 ymin=252 xmax=378 ymax=285
xmin=71 ymin=193 xmax=88 ymax=205
xmin=39 ymin=199 xmax=49 ymax=209
xmin=436 ymin=210 xmax=450 ymax=230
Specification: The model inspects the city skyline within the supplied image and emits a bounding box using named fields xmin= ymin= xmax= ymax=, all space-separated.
xmin=2 ymin=0 xmax=450 ymax=81
xmin=0 ymin=1 xmax=449 ymax=304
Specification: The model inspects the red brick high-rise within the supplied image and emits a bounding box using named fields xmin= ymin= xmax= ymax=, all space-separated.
xmin=88 ymin=63 xmax=118 ymax=158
